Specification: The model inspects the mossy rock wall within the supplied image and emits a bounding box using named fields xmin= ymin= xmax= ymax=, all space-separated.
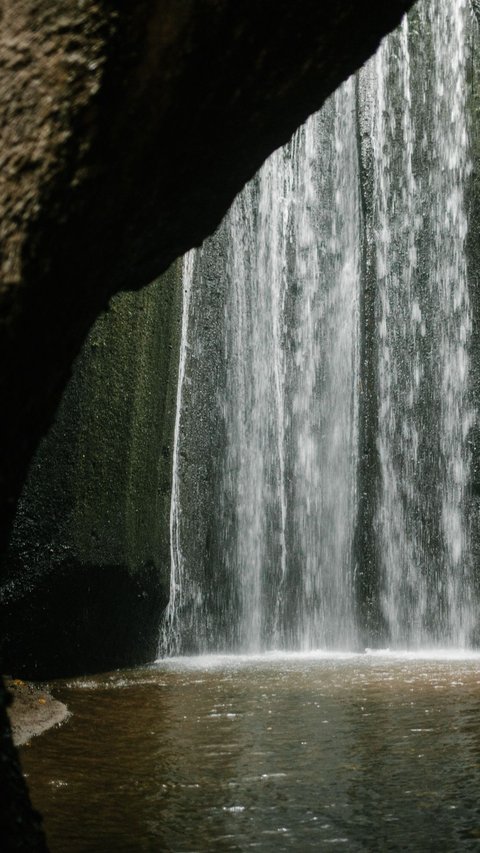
xmin=0 ymin=262 xmax=182 ymax=678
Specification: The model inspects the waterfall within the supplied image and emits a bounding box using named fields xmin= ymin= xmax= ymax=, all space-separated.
xmin=221 ymin=152 xmax=290 ymax=651
xmin=287 ymin=80 xmax=361 ymax=649
xmin=160 ymin=0 xmax=478 ymax=656
xmin=372 ymin=0 xmax=475 ymax=646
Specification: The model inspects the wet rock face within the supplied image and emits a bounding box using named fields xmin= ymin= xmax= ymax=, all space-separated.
xmin=0 ymin=677 xmax=48 ymax=851
xmin=0 ymin=0 xmax=415 ymax=553
xmin=1 ymin=268 xmax=182 ymax=679
xmin=0 ymin=5 xmax=415 ymax=842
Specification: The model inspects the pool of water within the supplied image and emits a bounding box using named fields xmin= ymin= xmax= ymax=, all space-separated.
xmin=20 ymin=651 xmax=480 ymax=851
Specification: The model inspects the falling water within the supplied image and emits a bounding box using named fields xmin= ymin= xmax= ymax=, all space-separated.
xmin=372 ymin=0 xmax=476 ymax=646
xmin=286 ymin=80 xmax=361 ymax=649
xmin=161 ymin=83 xmax=362 ymax=655
xmin=160 ymin=0 xmax=478 ymax=656
xmin=160 ymin=251 xmax=195 ymax=654
xmin=221 ymin=154 xmax=289 ymax=651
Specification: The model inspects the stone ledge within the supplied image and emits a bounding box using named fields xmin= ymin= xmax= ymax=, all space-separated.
xmin=5 ymin=679 xmax=69 ymax=747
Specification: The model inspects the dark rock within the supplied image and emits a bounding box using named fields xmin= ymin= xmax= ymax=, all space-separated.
xmin=1 ymin=265 xmax=181 ymax=678
xmin=0 ymin=0 xmax=415 ymax=557
xmin=0 ymin=676 xmax=48 ymax=851
xmin=0 ymin=1 xmax=416 ymax=847
xmin=2 ymin=559 xmax=165 ymax=680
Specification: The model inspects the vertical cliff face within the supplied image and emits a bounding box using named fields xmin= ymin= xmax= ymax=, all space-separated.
xmin=0 ymin=263 xmax=182 ymax=678
xmin=0 ymin=0 xmax=416 ymax=563
xmin=4 ymin=2 xmax=480 ymax=677
xmin=160 ymin=0 xmax=480 ymax=654
xmin=0 ymin=1 xmax=432 ymax=845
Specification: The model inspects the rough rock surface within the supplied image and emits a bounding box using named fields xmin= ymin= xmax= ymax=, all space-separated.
xmin=6 ymin=680 xmax=69 ymax=747
xmin=1 ymin=266 xmax=181 ymax=679
xmin=0 ymin=1 xmax=416 ymax=848
xmin=0 ymin=0 xmax=415 ymax=556
xmin=0 ymin=677 xmax=48 ymax=851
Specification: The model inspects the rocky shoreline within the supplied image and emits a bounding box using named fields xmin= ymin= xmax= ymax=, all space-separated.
xmin=5 ymin=679 xmax=69 ymax=746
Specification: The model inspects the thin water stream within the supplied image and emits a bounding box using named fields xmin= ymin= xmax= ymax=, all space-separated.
xmin=21 ymin=654 xmax=480 ymax=851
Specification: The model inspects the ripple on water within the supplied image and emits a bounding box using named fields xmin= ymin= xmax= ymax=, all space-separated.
xmin=19 ymin=654 xmax=480 ymax=852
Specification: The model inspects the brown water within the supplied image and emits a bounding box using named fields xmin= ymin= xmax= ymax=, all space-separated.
xmin=20 ymin=652 xmax=480 ymax=851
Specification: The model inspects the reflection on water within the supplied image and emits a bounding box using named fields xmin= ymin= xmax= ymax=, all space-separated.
xmin=21 ymin=654 xmax=480 ymax=851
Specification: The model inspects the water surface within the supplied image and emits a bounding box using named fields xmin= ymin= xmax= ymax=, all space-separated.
xmin=21 ymin=653 xmax=480 ymax=851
